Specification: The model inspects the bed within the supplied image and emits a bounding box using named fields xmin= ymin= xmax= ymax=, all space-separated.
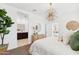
xmin=29 ymin=36 xmax=78 ymax=55
xmin=29 ymin=20 xmax=79 ymax=55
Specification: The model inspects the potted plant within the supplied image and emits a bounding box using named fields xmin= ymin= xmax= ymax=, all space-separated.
xmin=0 ymin=9 xmax=14 ymax=52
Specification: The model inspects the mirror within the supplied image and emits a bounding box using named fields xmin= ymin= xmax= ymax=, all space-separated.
xmin=32 ymin=23 xmax=41 ymax=34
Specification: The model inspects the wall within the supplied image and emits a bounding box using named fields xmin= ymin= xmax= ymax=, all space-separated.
xmin=54 ymin=3 xmax=79 ymax=34
xmin=0 ymin=4 xmax=18 ymax=50
xmin=46 ymin=3 xmax=79 ymax=36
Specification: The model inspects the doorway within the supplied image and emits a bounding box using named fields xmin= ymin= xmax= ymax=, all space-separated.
xmin=16 ymin=12 xmax=29 ymax=47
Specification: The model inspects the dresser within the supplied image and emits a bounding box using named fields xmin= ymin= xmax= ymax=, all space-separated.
xmin=32 ymin=34 xmax=46 ymax=42
xmin=17 ymin=32 xmax=28 ymax=40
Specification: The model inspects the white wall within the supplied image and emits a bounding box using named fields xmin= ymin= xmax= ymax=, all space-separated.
xmin=46 ymin=3 xmax=79 ymax=36
xmin=0 ymin=4 xmax=18 ymax=50
xmin=54 ymin=3 xmax=79 ymax=34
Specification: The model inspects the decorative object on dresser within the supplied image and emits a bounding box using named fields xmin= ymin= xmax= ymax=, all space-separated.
xmin=0 ymin=9 xmax=14 ymax=52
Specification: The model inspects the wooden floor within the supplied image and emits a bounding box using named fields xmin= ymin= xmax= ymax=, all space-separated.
xmin=17 ymin=39 xmax=29 ymax=47
xmin=0 ymin=44 xmax=31 ymax=55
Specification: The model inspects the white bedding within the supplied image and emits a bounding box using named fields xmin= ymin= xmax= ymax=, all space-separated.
xmin=29 ymin=36 xmax=78 ymax=55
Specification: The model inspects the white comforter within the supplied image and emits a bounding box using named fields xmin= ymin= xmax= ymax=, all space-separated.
xmin=29 ymin=36 xmax=78 ymax=55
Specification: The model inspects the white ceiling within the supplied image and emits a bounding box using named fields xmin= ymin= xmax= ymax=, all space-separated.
xmin=5 ymin=3 xmax=79 ymax=19
xmin=6 ymin=3 xmax=50 ymax=17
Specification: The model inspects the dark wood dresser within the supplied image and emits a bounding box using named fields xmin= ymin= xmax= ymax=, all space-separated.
xmin=17 ymin=32 xmax=28 ymax=40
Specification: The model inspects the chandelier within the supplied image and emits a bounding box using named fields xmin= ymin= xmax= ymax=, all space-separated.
xmin=48 ymin=3 xmax=55 ymax=21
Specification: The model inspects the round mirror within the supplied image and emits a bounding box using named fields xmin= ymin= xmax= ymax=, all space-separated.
xmin=32 ymin=23 xmax=41 ymax=34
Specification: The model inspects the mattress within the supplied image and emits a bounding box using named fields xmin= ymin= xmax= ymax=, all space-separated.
xmin=29 ymin=36 xmax=78 ymax=55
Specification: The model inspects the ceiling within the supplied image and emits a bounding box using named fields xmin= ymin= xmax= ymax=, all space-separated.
xmin=5 ymin=3 xmax=79 ymax=19
xmin=6 ymin=3 xmax=51 ymax=18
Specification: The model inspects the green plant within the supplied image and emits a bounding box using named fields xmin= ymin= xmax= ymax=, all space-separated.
xmin=0 ymin=9 xmax=14 ymax=45
xmin=69 ymin=31 xmax=79 ymax=51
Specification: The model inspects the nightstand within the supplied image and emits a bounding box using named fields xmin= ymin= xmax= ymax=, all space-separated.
xmin=32 ymin=34 xmax=46 ymax=42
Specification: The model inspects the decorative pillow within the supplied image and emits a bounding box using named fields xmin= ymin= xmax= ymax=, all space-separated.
xmin=69 ymin=31 xmax=79 ymax=51
xmin=63 ymin=30 xmax=74 ymax=45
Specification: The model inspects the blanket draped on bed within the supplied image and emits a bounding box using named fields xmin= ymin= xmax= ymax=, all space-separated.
xmin=29 ymin=36 xmax=78 ymax=55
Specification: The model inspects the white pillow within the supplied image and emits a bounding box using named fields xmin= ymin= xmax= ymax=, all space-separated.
xmin=63 ymin=30 xmax=74 ymax=45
